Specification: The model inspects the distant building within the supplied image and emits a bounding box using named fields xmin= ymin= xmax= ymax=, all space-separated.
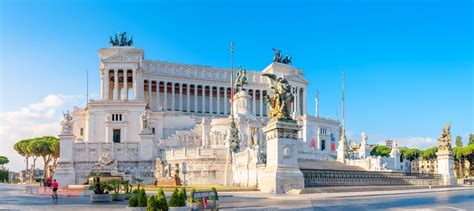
xmin=385 ymin=140 xmax=394 ymax=148
xmin=411 ymin=159 xmax=438 ymax=174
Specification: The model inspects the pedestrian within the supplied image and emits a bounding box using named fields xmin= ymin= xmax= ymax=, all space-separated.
xmin=51 ymin=179 xmax=59 ymax=201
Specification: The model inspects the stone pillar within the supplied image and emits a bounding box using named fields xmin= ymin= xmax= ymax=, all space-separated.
xmin=202 ymin=86 xmax=206 ymax=113
xmin=132 ymin=69 xmax=137 ymax=100
xmin=104 ymin=69 xmax=110 ymax=100
xmin=233 ymin=90 xmax=252 ymax=116
xmin=179 ymin=83 xmax=183 ymax=111
xmin=194 ymin=85 xmax=198 ymax=113
xmin=124 ymin=70 xmax=128 ymax=100
xmin=302 ymin=88 xmax=307 ymax=115
xmin=164 ymin=82 xmax=168 ymax=111
xmin=259 ymin=90 xmax=263 ymax=117
xmin=172 ymin=82 xmax=176 ymax=111
xmin=148 ymin=80 xmax=152 ymax=108
xmin=54 ymin=134 xmax=76 ymax=187
xmin=210 ymin=86 xmax=213 ymax=114
xmin=224 ymin=87 xmax=228 ymax=115
xmin=186 ymin=84 xmax=190 ymax=112
xmin=139 ymin=133 xmax=154 ymax=161
xmin=252 ymin=89 xmax=256 ymax=115
xmin=217 ymin=87 xmax=221 ymax=115
xmin=259 ymin=120 xmax=304 ymax=194
xmin=437 ymin=151 xmax=456 ymax=185
xmin=113 ymin=69 xmax=118 ymax=100
xmin=156 ymin=81 xmax=160 ymax=111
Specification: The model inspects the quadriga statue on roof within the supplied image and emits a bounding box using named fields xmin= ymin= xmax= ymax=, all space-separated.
xmin=272 ymin=48 xmax=292 ymax=64
xmin=109 ymin=32 xmax=133 ymax=46
xmin=262 ymin=73 xmax=294 ymax=120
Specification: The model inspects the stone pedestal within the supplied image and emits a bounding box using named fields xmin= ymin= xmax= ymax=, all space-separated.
xmin=233 ymin=91 xmax=253 ymax=116
xmin=437 ymin=151 xmax=456 ymax=186
xmin=139 ymin=133 xmax=154 ymax=160
xmin=54 ymin=134 xmax=76 ymax=186
xmin=259 ymin=119 xmax=304 ymax=194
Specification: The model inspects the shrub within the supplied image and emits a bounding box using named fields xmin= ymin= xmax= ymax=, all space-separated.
xmin=132 ymin=188 xmax=139 ymax=194
xmin=156 ymin=189 xmax=168 ymax=211
xmin=128 ymin=196 xmax=138 ymax=207
xmin=147 ymin=195 xmax=156 ymax=211
xmin=138 ymin=189 xmax=147 ymax=207
xmin=210 ymin=187 xmax=219 ymax=200
xmin=178 ymin=187 xmax=186 ymax=206
xmin=168 ymin=188 xmax=180 ymax=207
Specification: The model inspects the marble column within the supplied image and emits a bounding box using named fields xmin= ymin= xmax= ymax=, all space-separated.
xmin=164 ymin=82 xmax=168 ymax=111
xmin=179 ymin=83 xmax=183 ymax=111
xmin=186 ymin=84 xmax=190 ymax=112
xmin=260 ymin=90 xmax=263 ymax=117
xmin=217 ymin=87 xmax=221 ymax=115
xmin=194 ymin=85 xmax=198 ymax=113
xmin=156 ymin=81 xmax=160 ymax=111
xmin=252 ymin=89 xmax=256 ymax=115
xmin=224 ymin=87 xmax=228 ymax=115
xmin=104 ymin=69 xmax=109 ymax=100
xmin=171 ymin=82 xmax=176 ymax=111
xmin=202 ymin=86 xmax=206 ymax=113
xmin=113 ymin=69 xmax=118 ymax=100
xmin=210 ymin=86 xmax=213 ymax=114
xmin=148 ymin=80 xmax=152 ymax=108
xmin=132 ymin=69 xmax=137 ymax=100
xmin=302 ymin=88 xmax=307 ymax=115
xmin=124 ymin=70 xmax=128 ymax=100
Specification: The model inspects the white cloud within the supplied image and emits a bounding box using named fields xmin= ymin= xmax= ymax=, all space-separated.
xmin=0 ymin=94 xmax=82 ymax=172
xmin=395 ymin=136 xmax=438 ymax=149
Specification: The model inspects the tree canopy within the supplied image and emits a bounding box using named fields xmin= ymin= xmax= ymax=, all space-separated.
xmin=420 ymin=147 xmax=438 ymax=160
xmin=469 ymin=134 xmax=474 ymax=145
xmin=0 ymin=156 xmax=9 ymax=167
xmin=455 ymin=136 xmax=463 ymax=147
xmin=400 ymin=148 xmax=421 ymax=161
xmin=13 ymin=136 xmax=60 ymax=180
xmin=370 ymin=145 xmax=391 ymax=157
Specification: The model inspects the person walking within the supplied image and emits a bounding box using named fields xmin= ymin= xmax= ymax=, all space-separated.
xmin=51 ymin=179 xmax=59 ymax=202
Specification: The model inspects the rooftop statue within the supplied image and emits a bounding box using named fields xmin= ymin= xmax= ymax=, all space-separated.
xmin=109 ymin=32 xmax=133 ymax=46
xmin=438 ymin=122 xmax=452 ymax=152
xmin=235 ymin=65 xmax=248 ymax=92
xmin=60 ymin=110 xmax=74 ymax=135
xmin=262 ymin=73 xmax=294 ymax=120
xmin=272 ymin=48 xmax=292 ymax=64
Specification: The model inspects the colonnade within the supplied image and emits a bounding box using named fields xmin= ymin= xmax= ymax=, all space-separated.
xmin=143 ymin=80 xmax=270 ymax=117
xmin=100 ymin=68 xmax=306 ymax=117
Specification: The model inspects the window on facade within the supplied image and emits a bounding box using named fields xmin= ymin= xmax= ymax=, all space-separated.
xmin=320 ymin=128 xmax=327 ymax=135
xmin=112 ymin=114 xmax=123 ymax=122
xmin=113 ymin=129 xmax=121 ymax=143
xmin=320 ymin=140 xmax=326 ymax=151
xmin=152 ymin=128 xmax=155 ymax=135
xmin=80 ymin=128 xmax=84 ymax=136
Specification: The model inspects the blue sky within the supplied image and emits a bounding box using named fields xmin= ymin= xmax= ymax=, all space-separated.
xmin=1 ymin=0 xmax=473 ymax=170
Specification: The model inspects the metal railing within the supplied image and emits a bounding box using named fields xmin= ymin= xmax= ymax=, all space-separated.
xmin=301 ymin=168 xmax=442 ymax=188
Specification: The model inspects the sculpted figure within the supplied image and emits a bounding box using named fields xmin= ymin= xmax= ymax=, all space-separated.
xmin=262 ymin=73 xmax=294 ymax=120
xmin=235 ymin=65 xmax=248 ymax=91
xmin=60 ymin=110 xmax=74 ymax=135
xmin=108 ymin=32 xmax=133 ymax=46
xmin=272 ymin=48 xmax=292 ymax=64
xmin=438 ymin=122 xmax=452 ymax=152
xmin=140 ymin=108 xmax=152 ymax=133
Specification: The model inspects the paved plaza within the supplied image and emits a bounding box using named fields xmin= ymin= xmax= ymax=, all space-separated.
xmin=0 ymin=184 xmax=473 ymax=210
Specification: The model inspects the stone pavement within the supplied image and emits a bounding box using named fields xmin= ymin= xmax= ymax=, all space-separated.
xmin=1 ymin=184 xmax=473 ymax=210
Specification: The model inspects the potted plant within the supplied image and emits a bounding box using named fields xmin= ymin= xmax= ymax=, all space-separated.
xmin=156 ymin=188 xmax=169 ymax=211
xmin=208 ymin=187 xmax=220 ymax=209
xmin=137 ymin=189 xmax=147 ymax=208
xmin=168 ymin=188 xmax=187 ymax=211
xmin=88 ymin=171 xmax=113 ymax=202
xmin=111 ymin=179 xmax=124 ymax=201
xmin=146 ymin=195 xmax=157 ymax=211
xmin=126 ymin=196 xmax=146 ymax=211
xmin=122 ymin=180 xmax=133 ymax=199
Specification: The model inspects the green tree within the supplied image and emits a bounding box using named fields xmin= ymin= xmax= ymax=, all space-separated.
xmin=420 ymin=147 xmax=438 ymax=160
xmin=49 ymin=137 xmax=60 ymax=177
xmin=14 ymin=139 xmax=32 ymax=181
xmin=0 ymin=156 xmax=9 ymax=168
xmin=469 ymin=134 xmax=474 ymax=145
xmin=27 ymin=138 xmax=45 ymax=182
xmin=400 ymin=148 xmax=421 ymax=161
xmin=455 ymin=136 xmax=463 ymax=147
xmin=370 ymin=145 xmax=391 ymax=157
